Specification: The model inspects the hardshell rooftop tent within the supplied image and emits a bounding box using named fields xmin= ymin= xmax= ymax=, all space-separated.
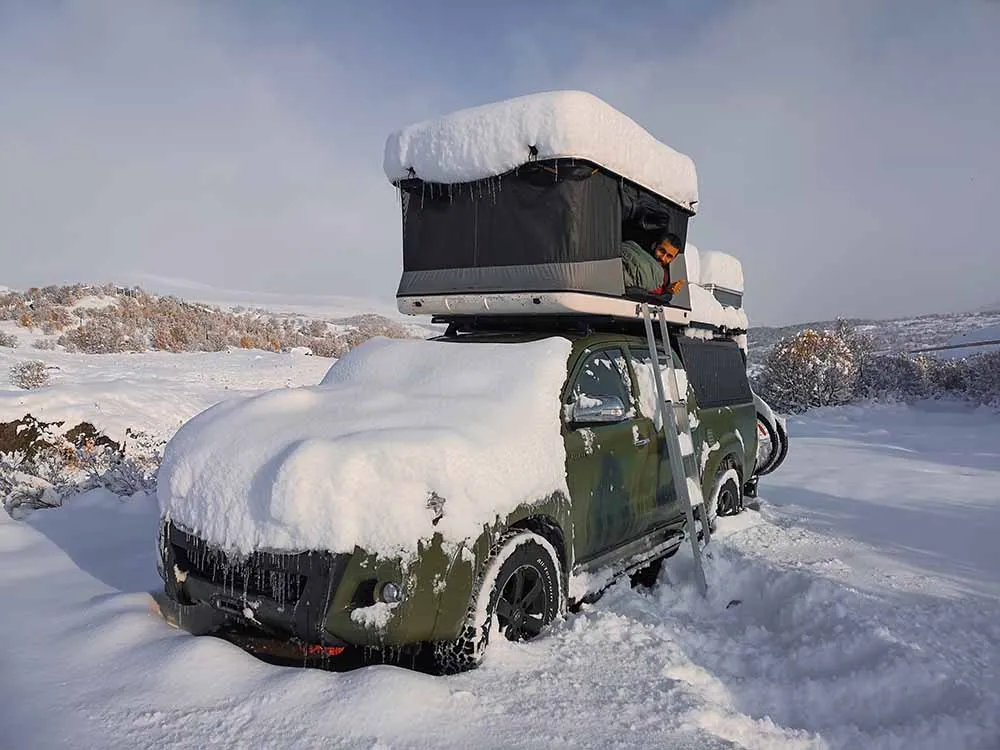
xmin=383 ymin=91 xmax=734 ymax=328
xmin=684 ymin=245 xmax=748 ymax=338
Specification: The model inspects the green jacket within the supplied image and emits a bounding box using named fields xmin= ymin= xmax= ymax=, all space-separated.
xmin=620 ymin=240 xmax=664 ymax=293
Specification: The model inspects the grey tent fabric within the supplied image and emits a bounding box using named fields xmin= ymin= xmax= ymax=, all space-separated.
xmin=395 ymin=158 xmax=691 ymax=302
xmin=397 ymin=258 xmax=625 ymax=296
xmin=400 ymin=163 xmax=620 ymax=275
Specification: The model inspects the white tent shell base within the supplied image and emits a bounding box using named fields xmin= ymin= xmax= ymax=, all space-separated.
xmin=397 ymin=291 xmax=695 ymax=326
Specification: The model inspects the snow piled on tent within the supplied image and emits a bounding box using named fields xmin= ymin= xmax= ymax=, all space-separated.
xmin=684 ymin=242 xmax=702 ymax=285
xmin=698 ymin=250 xmax=744 ymax=293
xmin=384 ymin=90 xmax=699 ymax=212
xmin=688 ymin=285 xmax=748 ymax=331
xmin=158 ymin=336 xmax=572 ymax=556
xmin=682 ymin=244 xmax=746 ymax=332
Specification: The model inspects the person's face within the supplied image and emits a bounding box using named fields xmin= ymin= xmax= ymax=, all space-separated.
xmin=655 ymin=240 xmax=679 ymax=265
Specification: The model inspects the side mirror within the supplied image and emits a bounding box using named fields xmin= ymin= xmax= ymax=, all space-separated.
xmin=566 ymin=394 xmax=627 ymax=425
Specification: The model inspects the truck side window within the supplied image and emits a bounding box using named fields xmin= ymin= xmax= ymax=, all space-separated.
xmin=629 ymin=348 xmax=678 ymax=421
xmin=571 ymin=348 xmax=633 ymax=407
xmin=675 ymin=338 xmax=752 ymax=408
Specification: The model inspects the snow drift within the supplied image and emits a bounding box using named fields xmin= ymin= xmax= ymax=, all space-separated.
xmin=158 ymin=336 xmax=572 ymax=556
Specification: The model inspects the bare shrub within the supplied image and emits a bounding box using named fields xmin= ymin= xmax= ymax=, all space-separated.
xmin=0 ymin=331 xmax=16 ymax=348
xmin=2 ymin=284 xmax=418 ymax=357
xmin=966 ymin=351 xmax=1000 ymax=407
xmin=33 ymin=339 xmax=57 ymax=351
xmin=309 ymin=336 xmax=350 ymax=359
xmin=754 ymin=328 xmax=858 ymax=413
xmin=1 ymin=415 xmax=163 ymax=515
xmin=10 ymin=360 xmax=50 ymax=389
xmin=857 ymin=352 xmax=932 ymax=401
xmin=759 ymin=322 xmax=1000 ymax=412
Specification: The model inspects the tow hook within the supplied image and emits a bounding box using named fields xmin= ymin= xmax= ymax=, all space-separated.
xmin=212 ymin=595 xmax=256 ymax=620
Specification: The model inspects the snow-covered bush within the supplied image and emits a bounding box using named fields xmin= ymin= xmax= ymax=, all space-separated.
xmin=965 ymin=351 xmax=1000 ymax=407
xmin=59 ymin=317 xmax=138 ymax=354
xmin=0 ymin=331 xmax=16 ymax=348
xmin=32 ymin=339 xmax=56 ymax=351
xmin=754 ymin=328 xmax=859 ymax=413
xmin=9 ymin=360 xmax=50 ymax=389
xmin=855 ymin=349 xmax=1000 ymax=408
xmin=73 ymin=427 xmax=163 ymax=497
xmin=856 ymin=352 xmax=932 ymax=401
xmin=0 ymin=415 xmax=164 ymax=516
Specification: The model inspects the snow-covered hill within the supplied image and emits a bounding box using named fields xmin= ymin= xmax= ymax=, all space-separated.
xmin=1 ymin=347 xmax=998 ymax=748
xmin=748 ymin=309 xmax=1000 ymax=365
xmin=0 ymin=283 xmax=434 ymax=357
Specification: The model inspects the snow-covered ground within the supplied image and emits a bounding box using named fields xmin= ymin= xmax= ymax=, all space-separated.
xmin=934 ymin=322 xmax=1000 ymax=359
xmin=1 ymin=348 xmax=998 ymax=749
xmin=0 ymin=347 xmax=333 ymax=442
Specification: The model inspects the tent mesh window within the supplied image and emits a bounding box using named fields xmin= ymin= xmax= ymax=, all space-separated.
xmin=396 ymin=159 xmax=690 ymax=299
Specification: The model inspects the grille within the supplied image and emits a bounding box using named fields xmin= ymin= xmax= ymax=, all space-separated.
xmin=171 ymin=529 xmax=313 ymax=608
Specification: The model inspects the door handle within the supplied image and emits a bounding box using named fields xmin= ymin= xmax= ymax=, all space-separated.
xmin=634 ymin=436 xmax=650 ymax=447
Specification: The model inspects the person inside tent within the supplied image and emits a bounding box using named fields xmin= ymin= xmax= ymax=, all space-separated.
xmin=621 ymin=231 xmax=686 ymax=297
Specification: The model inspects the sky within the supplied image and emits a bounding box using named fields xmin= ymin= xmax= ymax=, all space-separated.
xmin=1 ymin=0 xmax=998 ymax=325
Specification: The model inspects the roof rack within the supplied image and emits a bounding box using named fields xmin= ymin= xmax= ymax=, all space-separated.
xmin=435 ymin=314 xmax=646 ymax=338
xmin=434 ymin=313 xmax=747 ymax=341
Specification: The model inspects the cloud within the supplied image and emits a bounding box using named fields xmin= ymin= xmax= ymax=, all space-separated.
xmin=501 ymin=0 xmax=1000 ymax=323
xmin=2 ymin=0 xmax=998 ymax=325
xmin=0 ymin=0 xmax=404 ymax=301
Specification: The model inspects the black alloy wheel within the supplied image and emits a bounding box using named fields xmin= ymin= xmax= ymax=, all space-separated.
xmin=432 ymin=531 xmax=562 ymax=674
xmin=495 ymin=564 xmax=548 ymax=641
xmin=716 ymin=472 xmax=744 ymax=516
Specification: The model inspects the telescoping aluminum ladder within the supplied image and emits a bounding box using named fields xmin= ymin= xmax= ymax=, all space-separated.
xmin=640 ymin=303 xmax=710 ymax=596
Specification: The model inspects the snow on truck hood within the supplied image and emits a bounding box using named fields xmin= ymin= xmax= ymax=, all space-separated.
xmin=158 ymin=336 xmax=572 ymax=557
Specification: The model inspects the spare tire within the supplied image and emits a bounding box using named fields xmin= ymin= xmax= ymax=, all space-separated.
xmin=755 ymin=413 xmax=788 ymax=476
xmin=753 ymin=393 xmax=789 ymax=476
xmin=770 ymin=416 xmax=789 ymax=473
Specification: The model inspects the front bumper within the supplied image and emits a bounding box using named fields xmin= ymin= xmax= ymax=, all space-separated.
xmin=159 ymin=521 xmax=349 ymax=645
xmin=157 ymin=521 xmax=483 ymax=650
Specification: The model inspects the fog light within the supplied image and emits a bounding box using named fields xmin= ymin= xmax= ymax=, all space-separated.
xmin=380 ymin=582 xmax=404 ymax=604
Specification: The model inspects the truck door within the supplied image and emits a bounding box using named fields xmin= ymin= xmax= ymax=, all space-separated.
xmin=627 ymin=346 xmax=685 ymax=530
xmin=563 ymin=347 xmax=659 ymax=563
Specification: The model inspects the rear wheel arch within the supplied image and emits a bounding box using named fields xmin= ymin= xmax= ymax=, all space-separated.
xmin=706 ymin=453 xmax=744 ymax=517
xmin=702 ymin=442 xmax=744 ymax=489
xmin=719 ymin=452 xmax=743 ymax=482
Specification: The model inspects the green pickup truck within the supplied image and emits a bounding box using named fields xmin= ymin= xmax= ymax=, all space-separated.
xmin=155 ymin=323 xmax=758 ymax=673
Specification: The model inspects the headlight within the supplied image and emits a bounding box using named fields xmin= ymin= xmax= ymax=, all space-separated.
xmin=379 ymin=582 xmax=404 ymax=604
xmin=156 ymin=520 xmax=168 ymax=580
